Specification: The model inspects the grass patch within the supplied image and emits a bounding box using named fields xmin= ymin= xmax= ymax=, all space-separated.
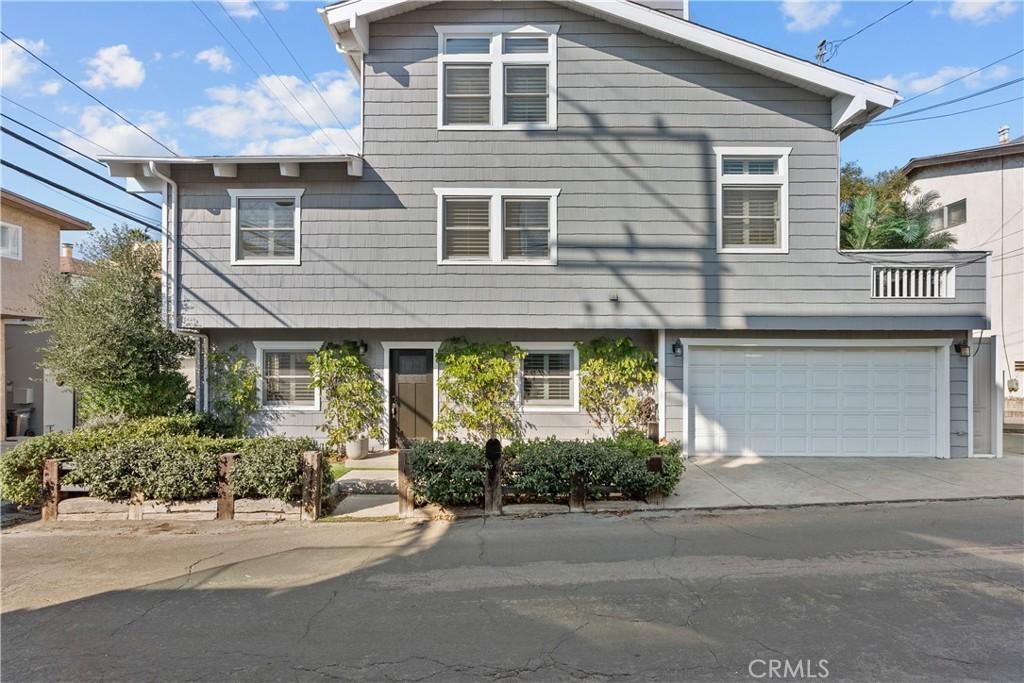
xmin=329 ymin=462 xmax=352 ymax=481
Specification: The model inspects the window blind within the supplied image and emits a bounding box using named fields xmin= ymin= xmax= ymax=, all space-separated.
xmin=444 ymin=198 xmax=491 ymax=259
xmin=263 ymin=351 xmax=315 ymax=407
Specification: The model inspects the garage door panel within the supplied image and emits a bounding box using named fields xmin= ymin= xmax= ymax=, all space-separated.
xmin=688 ymin=345 xmax=939 ymax=457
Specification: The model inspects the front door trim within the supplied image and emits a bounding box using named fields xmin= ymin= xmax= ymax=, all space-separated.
xmin=382 ymin=341 xmax=441 ymax=446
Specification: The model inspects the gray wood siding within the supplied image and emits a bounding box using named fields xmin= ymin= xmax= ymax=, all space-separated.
xmin=172 ymin=1 xmax=987 ymax=331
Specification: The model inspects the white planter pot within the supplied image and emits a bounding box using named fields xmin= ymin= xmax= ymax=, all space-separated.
xmin=345 ymin=437 xmax=370 ymax=460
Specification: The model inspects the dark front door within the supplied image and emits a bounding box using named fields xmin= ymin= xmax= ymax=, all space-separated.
xmin=390 ymin=349 xmax=434 ymax=448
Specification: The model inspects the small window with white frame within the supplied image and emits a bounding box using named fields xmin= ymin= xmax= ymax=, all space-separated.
xmin=254 ymin=342 xmax=320 ymax=410
xmin=0 ymin=222 xmax=22 ymax=260
xmin=435 ymin=188 xmax=559 ymax=265
xmin=228 ymin=188 xmax=304 ymax=265
xmin=713 ymin=147 xmax=791 ymax=254
xmin=517 ymin=343 xmax=578 ymax=412
xmin=436 ymin=24 xmax=558 ymax=130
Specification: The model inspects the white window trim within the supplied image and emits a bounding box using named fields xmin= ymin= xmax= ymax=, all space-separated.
xmin=253 ymin=341 xmax=321 ymax=412
xmin=228 ymin=188 xmax=305 ymax=266
xmin=713 ymin=146 xmax=791 ymax=254
xmin=434 ymin=187 xmax=560 ymax=265
xmin=1 ymin=222 xmax=23 ymax=260
xmin=515 ymin=341 xmax=580 ymax=413
xmin=435 ymin=23 xmax=559 ymax=131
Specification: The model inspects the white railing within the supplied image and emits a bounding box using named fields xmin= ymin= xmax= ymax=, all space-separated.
xmin=871 ymin=265 xmax=956 ymax=299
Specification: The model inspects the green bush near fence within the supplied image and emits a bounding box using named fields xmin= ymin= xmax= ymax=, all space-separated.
xmin=0 ymin=416 xmax=320 ymax=506
xmin=405 ymin=432 xmax=683 ymax=507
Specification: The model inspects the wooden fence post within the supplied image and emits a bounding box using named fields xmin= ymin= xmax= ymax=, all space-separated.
xmin=301 ymin=451 xmax=322 ymax=521
xmin=128 ymin=489 xmax=144 ymax=520
xmin=398 ymin=449 xmax=414 ymax=518
xmin=646 ymin=456 xmax=664 ymax=506
xmin=42 ymin=459 xmax=60 ymax=522
xmin=217 ymin=453 xmax=236 ymax=521
xmin=484 ymin=456 xmax=502 ymax=516
xmin=568 ymin=472 xmax=586 ymax=512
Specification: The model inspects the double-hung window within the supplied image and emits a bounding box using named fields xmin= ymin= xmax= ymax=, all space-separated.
xmin=517 ymin=343 xmax=578 ymax=412
xmin=0 ymin=222 xmax=22 ymax=260
xmin=229 ymin=188 xmax=304 ymax=265
xmin=254 ymin=342 xmax=319 ymax=410
xmin=435 ymin=188 xmax=559 ymax=265
xmin=713 ymin=147 xmax=791 ymax=254
xmin=436 ymin=24 xmax=558 ymax=130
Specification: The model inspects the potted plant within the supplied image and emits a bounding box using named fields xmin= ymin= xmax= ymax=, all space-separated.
xmin=308 ymin=342 xmax=384 ymax=460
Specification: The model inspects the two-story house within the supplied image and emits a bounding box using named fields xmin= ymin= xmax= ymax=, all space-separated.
xmin=103 ymin=0 xmax=1001 ymax=458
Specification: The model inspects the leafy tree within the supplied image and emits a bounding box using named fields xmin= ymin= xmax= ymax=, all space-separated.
xmin=576 ymin=338 xmax=657 ymax=436
xmin=207 ymin=346 xmax=261 ymax=437
xmin=435 ymin=338 xmax=526 ymax=444
xmin=308 ymin=342 xmax=384 ymax=454
xmin=34 ymin=226 xmax=192 ymax=418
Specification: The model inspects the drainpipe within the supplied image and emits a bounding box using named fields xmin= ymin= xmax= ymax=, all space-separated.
xmin=148 ymin=161 xmax=210 ymax=412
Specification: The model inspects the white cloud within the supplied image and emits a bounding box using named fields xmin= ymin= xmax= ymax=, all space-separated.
xmin=780 ymin=0 xmax=842 ymax=32
xmin=948 ymin=0 xmax=1018 ymax=24
xmin=57 ymin=106 xmax=179 ymax=157
xmin=39 ymin=80 xmax=63 ymax=96
xmin=186 ymin=71 xmax=361 ymax=154
xmin=222 ymin=1 xmax=288 ymax=19
xmin=1 ymin=37 xmax=46 ymax=89
xmin=873 ymin=64 xmax=1016 ymax=95
xmin=195 ymin=47 xmax=233 ymax=73
xmin=83 ymin=44 xmax=145 ymax=89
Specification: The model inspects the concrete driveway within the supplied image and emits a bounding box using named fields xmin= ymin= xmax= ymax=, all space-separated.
xmin=667 ymin=453 xmax=1024 ymax=509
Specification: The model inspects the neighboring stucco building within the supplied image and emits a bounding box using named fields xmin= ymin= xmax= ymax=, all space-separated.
xmin=1 ymin=189 xmax=92 ymax=438
xmin=903 ymin=130 xmax=1024 ymax=412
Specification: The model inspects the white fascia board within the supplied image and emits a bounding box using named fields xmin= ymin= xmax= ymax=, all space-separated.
xmin=322 ymin=0 xmax=899 ymax=130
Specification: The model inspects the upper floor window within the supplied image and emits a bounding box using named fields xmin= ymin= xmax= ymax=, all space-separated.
xmin=0 ymin=222 xmax=22 ymax=260
xmin=435 ymin=188 xmax=559 ymax=265
xmin=435 ymin=24 xmax=559 ymax=130
xmin=928 ymin=199 xmax=967 ymax=230
xmin=228 ymin=188 xmax=304 ymax=266
xmin=713 ymin=147 xmax=791 ymax=254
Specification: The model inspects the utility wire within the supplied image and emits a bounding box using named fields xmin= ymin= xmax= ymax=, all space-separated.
xmin=1 ymin=110 xmax=109 ymax=166
xmin=2 ymin=159 xmax=161 ymax=231
xmin=0 ymin=31 xmax=179 ymax=156
xmin=191 ymin=2 xmax=343 ymax=155
xmin=898 ymin=49 xmax=1024 ymax=106
xmin=868 ymin=96 xmax=1022 ymax=126
xmin=217 ymin=1 xmax=346 ymax=155
xmin=874 ymin=77 xmax=1023 ymax=121
xmin=253 ymin=0 xmax=360 ymax=150
xmin=818 ymin=1 xmax=914 ymax=64
xmin=2 ymin=125 xmax=161 ymax=209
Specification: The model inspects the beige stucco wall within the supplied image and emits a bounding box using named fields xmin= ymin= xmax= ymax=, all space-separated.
xmin=909 ymin=153 xmax=1024 ymax=396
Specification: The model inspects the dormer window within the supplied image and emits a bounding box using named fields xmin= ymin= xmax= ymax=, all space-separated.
xmin=436 ymin=24 xmax=558 ymax=130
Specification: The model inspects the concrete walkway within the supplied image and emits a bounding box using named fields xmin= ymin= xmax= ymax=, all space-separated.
xmin=667 ymin=453 xmax=1024 ymax=509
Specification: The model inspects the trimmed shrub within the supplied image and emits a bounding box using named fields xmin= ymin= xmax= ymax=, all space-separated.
xmin=595 ymin=429 xmax=685 ymax=496
xmin=0 ymin=432 xmax=69 ymax=506
xmin=407 ymin=440 xmax=486 ymax=507
xmin=231 ymin=436 xmax=319 ymax=502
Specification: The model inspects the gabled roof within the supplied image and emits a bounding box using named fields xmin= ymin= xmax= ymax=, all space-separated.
xmin=0 ymin=188 xmax=93 ymax=230
xmin=902 ymin=139 xmax=1024 ymax=176
xmin=319 ymin=0 xmax=899 ymax=137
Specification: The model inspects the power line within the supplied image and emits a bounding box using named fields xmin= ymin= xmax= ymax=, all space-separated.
xmin=253 ymin=1 xmax=359 ymax=150
xmin=217 ymin=1 xmax=347 ymax=155
xmin=874 ymin=77 xmax=1023 ymax=121
xmin=1 ymin=110 xmax=109 ymax=166
xmin=2 ymin=159 xmax=161 ymax=232
xmin=2 ymin=125 xmax=161 ymax=208
xmin=868 ymin=96 xmax=1022 ymax=126
xmin=898 ymin=49 xmax=1024 ymax=106
xmin=191 ymin=2 xmax=344 ymax=155
xmin=817 ymin=1 xmax=914 ymax=64
xmin=0 ymin=31 xmax=179 ymax=157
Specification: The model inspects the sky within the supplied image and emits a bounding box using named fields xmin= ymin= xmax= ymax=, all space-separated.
xmin=1 ymin=0 xmax=1022 ymax=248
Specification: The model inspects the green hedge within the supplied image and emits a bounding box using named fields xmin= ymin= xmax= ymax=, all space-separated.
xmin=0 ymin=415 xmax=320 ymax=506
xmin=405 ymin=431 xmax=683 ymax=507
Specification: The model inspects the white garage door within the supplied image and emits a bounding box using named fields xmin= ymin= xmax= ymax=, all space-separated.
xmin=688 ymin=346 xmax=939 ymax=457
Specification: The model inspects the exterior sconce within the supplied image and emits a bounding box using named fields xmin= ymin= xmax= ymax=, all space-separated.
xmin=953 ymin=342 xmax=971 ymax=357
xmin=356 ymin=341 xmax=369 ymax=355
xmin=671 ymin=341 xmax=683 ymax=356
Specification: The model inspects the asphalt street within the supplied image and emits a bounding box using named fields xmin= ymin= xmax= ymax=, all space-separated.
xmin=2 ymin=500 xmax=1022 ymax=682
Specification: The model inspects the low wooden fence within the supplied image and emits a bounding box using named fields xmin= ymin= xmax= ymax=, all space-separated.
xmin=42 ymin=451 xmax=323 ymax=522
xmin=397 ymin=450 xmax=665 ymax=519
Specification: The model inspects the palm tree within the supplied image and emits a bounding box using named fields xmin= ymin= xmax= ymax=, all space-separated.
xmin=840 ymin=190 xmax=957 ymax=250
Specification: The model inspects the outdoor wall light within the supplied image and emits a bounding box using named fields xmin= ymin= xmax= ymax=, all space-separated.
xmin=356 ymin=340 xmax=369 ymax=355
xmin=954 ymin=342 xmax=971 ymax=357
xmin=671 ymin=341 xmax=684 ymax=356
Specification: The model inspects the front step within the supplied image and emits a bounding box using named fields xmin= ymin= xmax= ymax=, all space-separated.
xmin=332 ymin=469 xmax=398 ymax=495
xmin=329 ymin=494 xmax=399 ymax=519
